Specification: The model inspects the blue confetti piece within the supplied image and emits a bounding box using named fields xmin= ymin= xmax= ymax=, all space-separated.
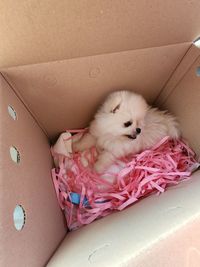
xmin=69 ymin=192 xmax=89 ymax=206
xmin=69 ymin=192 xmax=109 ymax=207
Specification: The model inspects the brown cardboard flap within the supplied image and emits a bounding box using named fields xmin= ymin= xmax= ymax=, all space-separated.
xmin=0 ymin=0 xmax=200 ymax=68
xmin=2 ymin=43 xmax=190 ymax=140
xmin=0 ymin=74 xmax=66 ymax=266
xmin=155 ymin=44 xmax=200 ymax=105
xmin=158 ymin=53 xmax=200 ymax=156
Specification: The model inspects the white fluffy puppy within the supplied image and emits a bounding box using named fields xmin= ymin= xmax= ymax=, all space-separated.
xmin=73 ymin=91 xmax=180 ymax=172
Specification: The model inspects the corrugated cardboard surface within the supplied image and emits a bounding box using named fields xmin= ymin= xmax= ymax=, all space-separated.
xmin=0 ymin=75 xmax=66 ymax=267
xmin=156 ymin=44 xmax=200 ymax=105
xmin=2 ymin=42 xmax=190 ymax=140
xmin=157 ymin=48 xmax=200 ymax=156
xmin=0 ymin=0 xmax=200 ymax=68
xmin=132 ymin=215 xmax=200 ymax=267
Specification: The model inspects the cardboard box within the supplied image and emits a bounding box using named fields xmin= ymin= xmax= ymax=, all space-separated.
xmin=0 ymin=1 xmax=200 ymax=266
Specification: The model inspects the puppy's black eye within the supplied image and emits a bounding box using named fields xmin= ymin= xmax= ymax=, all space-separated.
xmin=124 ymin=121 xmax=132 ymax=127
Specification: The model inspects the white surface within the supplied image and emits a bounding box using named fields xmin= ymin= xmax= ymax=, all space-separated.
xmin=47 ymin=171 xmax=200 ymax=267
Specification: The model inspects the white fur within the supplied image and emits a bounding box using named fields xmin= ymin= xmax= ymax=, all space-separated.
xmin=73 ymin=91 xmax=180 ymax=172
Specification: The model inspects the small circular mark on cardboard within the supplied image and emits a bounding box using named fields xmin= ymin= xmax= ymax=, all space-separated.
xmin=8 ymin=105 xmax=17 ymax=120
xmin=10 ymin=146 xmax=21 ymax=164
xmin=89 ymin=67 xmax=101 ymax=78
xmin=13 ymin=205 xmax=26 ymax=231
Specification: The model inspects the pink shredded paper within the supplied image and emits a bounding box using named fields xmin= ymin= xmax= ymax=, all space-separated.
xmin=51 ymin=135 xmax=199 ymax=230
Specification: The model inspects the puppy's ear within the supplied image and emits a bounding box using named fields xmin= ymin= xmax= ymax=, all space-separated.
xmin=111 ymin=103 xmax=120 ymax=113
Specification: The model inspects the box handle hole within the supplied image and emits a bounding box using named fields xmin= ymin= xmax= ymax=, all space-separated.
xmin=8 ymin=105 xmax=17 ymax=120
xmin=10 ymin=146 xmax=21 ymax=164
xmin=13 ymin=205 xmax=26 ymax=231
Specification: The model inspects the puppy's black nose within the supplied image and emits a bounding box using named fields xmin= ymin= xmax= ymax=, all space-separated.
xmin=136 ymin=128 xmax=141 ymax=134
